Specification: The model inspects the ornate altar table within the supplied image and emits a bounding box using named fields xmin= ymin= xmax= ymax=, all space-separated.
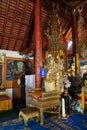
xmin=28 ymin=92 xmax=61 ymax=126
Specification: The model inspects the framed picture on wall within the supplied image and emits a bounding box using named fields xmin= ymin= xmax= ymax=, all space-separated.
xmin=6 ymin=59 xmax=33 ymax=80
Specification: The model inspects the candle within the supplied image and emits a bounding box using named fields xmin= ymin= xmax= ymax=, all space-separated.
xmin=62 ymin=98 xmax=66 ymax=117
xmin=81 ymin=87 xmax=85 ymax=111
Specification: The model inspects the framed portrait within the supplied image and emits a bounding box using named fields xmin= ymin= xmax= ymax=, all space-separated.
xmin=6 ymin=59 xmax=33 ymax=80
xmin=3 ymin=56 xmax=35 ymax=88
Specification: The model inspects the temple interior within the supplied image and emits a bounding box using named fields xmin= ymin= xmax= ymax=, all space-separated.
xmin=0 ymin=0 xmax=87 ymax=128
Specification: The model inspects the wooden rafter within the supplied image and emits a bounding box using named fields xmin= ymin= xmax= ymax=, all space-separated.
xmin=19 ymin=5 xmax=35 ymax=51
xmin=0 ymin=0 xmax=86 ymax=54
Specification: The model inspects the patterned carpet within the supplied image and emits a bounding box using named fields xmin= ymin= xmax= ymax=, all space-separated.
xmin=0 ymin=113 xmax=87 ymax=130
xmin=47 ymin=113 xmax=87 ymax=130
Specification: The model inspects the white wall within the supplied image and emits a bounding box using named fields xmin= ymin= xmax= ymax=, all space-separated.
xmin=0 ymin=49 xmax=25 ymax=58
xmin=25 ymin=75 xmax=35 ymax=106
xmin=0 ymin=49 xmax=34 ymax=59
xmin=6 ymin=88 xmax=13 ymax=98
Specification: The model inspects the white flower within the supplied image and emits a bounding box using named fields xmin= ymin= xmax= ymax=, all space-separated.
xmin=63 ymin=73 xmax=71 ymax=88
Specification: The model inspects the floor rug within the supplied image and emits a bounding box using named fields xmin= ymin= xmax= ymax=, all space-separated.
xmin=0 ymin=113 xmax=87 ymax=130
xmin=0 ymin=118 xmax=50 ymax=130
xmin=48 ymin=113 xmax=87 ymax=130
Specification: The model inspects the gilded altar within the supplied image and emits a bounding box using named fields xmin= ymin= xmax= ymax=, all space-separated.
xmin=28 ymin=55 xmax=64 ymax=125
xmin=28 ymin=92 xmax=61 ymax=126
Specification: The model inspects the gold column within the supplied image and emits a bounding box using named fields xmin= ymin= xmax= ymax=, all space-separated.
xmin=76 ymin=53 xmax=80 ymax=73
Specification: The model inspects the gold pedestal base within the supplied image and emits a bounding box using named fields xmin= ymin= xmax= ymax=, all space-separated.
xmin=19 ymin=107 xmax=39 ymax=126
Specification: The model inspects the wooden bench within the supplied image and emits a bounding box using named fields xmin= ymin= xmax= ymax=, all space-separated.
xmin=19 ymin=107 xmax=39 ymax=126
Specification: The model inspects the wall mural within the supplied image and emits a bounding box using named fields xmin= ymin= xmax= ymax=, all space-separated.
xmin=6 ymin=60 xmax=32 ymax=80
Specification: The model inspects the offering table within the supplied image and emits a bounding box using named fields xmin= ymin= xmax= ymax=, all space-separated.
xmin=28 ymin=91 xmax=61 ymax=126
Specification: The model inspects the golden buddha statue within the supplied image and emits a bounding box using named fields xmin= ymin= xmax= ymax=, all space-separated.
xmin=44 ymin=54 xmax=64 ymax=94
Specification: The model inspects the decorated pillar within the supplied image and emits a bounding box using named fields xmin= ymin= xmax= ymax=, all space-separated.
xmin=35 ymin=0 xmax=42 ymax=88
xmin=72 ymin=8 xmax=80 ymax=75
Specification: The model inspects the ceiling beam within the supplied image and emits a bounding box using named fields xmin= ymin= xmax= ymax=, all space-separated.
xmin=19 ymin=5 xmax=35 ymax=51
xmin=20 ymin=44 xmax=35 ymax=55
xmin=0 ymin=33 xmax=23 ymax=40
xmin=65 ymin=22 xmax=72 ymax=36
xmin=13 ymin=0 xmax=29 ymax=51
xmin=0 ymin=13 xmax=29 ymax=26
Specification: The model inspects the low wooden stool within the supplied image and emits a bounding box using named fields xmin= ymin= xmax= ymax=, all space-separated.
xmin=19 ymin=107 xmax=39 ymax=126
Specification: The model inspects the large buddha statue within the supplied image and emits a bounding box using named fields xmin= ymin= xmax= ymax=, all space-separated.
xmin=44 ymin=54 xmax=64 ymax=94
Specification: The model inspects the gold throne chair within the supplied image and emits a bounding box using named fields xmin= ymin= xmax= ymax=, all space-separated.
xmin=28 ymin=55 xmax=64 ymax=125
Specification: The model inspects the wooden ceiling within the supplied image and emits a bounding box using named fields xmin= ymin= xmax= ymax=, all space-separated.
xmin=0 ymin=0 xmax=87 ymax=55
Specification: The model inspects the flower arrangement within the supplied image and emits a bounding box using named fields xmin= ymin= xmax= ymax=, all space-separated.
xmin=63 ymin=72 xmax=71 ymax=89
